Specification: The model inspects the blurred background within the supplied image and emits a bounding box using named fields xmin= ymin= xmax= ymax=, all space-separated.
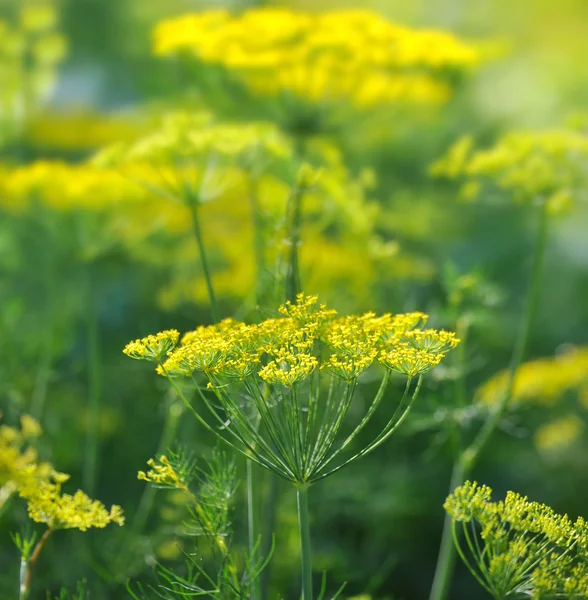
xmin=1 ymin=0 xmax=588 ymax=598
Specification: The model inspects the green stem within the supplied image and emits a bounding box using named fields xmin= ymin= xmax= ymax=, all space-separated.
xmin=297 ymin=485 xmax=313 ymax=600
xmin=461 ymin=201 xmax=549 ymax=472
xmin=247 ymin=459 xmax=261 ymax=600
xmin=428 ymin=462 xmax=465 ymax=600
xmin=30 ymin=215 xmax=56 ymax=420
xmin=248 ymin=176 xmax=266 ymax=307
xmin=428 ymin=202 xmax=549 ymax=600
xmin=260 ymin=474 xmax=279 ymax=600
xmin=20 ymin=528 xmax=52 ymax=600
xmin=132 ymin=399 xmax=183 ymax=534
xmin=83 ymin=272 xmax=101 ymax=496
xmin=284 ymin=180 xmax=306 ymax=303
xmin=188 ymin=200 xmax=219 ymax=322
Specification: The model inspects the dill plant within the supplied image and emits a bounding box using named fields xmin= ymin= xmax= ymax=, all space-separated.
xmin=129 ymin=449 xmax=270 ymax=599
xmin=0 ymin=414 xmax=123 ymax=599
xmin=428 ymin=126 xmax=588 ymax=600
xmin=124 ymin=293 xmax=459 ymax=598
xmin=152 ymin=8 xmax=479 ymax=136
xmin=445 ymin=481 xmax=588 ymax=598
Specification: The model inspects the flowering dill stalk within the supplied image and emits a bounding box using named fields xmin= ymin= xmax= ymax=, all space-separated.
xmin=429 ymin=201 xmax=550 ymax=600
xmin=125 ymin=294 xmax=458 ymax=599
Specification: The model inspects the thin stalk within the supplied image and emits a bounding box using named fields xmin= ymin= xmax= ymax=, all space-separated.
xmin=131 ymin=399 xmax=183 ymax=534
xmin=284 ymin=181 xmax=306 ymax=303
xmin=247 ymin=459 xmax=261 ymax=600
xmin=30 ymin=215 xmax=56 ymax=419
xmin=20 ymin=528 xmax=53 ymax=600
xmin=297 ymin=485 xmax=313 ymax=600
xmin=462 ymin=201 xmax=549 ymax=471
xmin=248 ymin=176 xmax=266 ymax=307
xmin=187 ymin=200 xmax=219 ymax=323
xmin=260 ymin=473 xmax=279 ymax=600
xmin=83 ymin=272 xmax=101 ymax=496
xmin=428 ymin=201 xmax=550 ymax=600
xmin=428 ymin=461 xmax=465 ymax=600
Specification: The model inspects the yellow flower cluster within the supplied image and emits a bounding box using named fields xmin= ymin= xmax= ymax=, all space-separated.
xmin=445 ymin=481 xmax=588 ymax=598
xmin=0 ymin=415 xmax=49 ymax=508
xmin=534 ymin=414 xmax=584 ymax=455
xmin=0 ymin=2 xmax=68 ymax=144
xmin=476 ymin=346 xmax=588 ymax=408
xmin=138 ymin=455 xmax=187 ymax=490
xmin=153 ymin=8 xmax=478 ymax=109
xmin=129 ymin=295 xmax=458 ymax=484
xmin=0 ymin=414 xmax=123 ymax=531
xmin=123 ymin=329 xmax=180 ymax=363
xmin=0 ymin=160 xmax=147 ymax=214
xmin=97 ymin=110 xmax=292 ymax=173
xmin=1 ymin=111 xmax=398 ymax=308
xmin=24 ymin=474 xmax=124 ymax=531
xmin=430 ymin=128 xmax=588 ymax=213
xmin=26 ymin=110 xmax=143 ymax=153
xmin=141 ymin=293 xmax=458 ymax=386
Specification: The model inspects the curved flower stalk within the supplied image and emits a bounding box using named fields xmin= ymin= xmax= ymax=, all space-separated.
xmin=445 ymin=481 xmax=588 ymax=599
xmin=0 ymin=414 xmax=123 ymax=599
xmin=124 ymin=293 xmax=459 ymax=598
xmin=153 ymin=8 xmax=479 ymax=128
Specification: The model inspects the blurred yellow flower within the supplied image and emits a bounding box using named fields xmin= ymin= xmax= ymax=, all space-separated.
xmin=153 ymin=8 xmax=479 ymax=110
xmin=431 ymin=128 xmax=588 ymax=213
xmin=476 ymin=347 xmax=588 ymax=408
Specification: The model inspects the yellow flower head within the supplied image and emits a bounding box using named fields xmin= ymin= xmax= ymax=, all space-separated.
xmin=431 ymin=129 xmax=588 ymax=213
xmin=123 ymin=329 xmax=180 ymax=363
xmin=153 ymin=8 xmax=479 ymax=110
xmin=24 ymin=473 xmax=124 ymax=531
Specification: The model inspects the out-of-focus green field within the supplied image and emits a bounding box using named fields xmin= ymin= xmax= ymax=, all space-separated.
xmin=1 ymin=1 xmax=588 ymax=599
